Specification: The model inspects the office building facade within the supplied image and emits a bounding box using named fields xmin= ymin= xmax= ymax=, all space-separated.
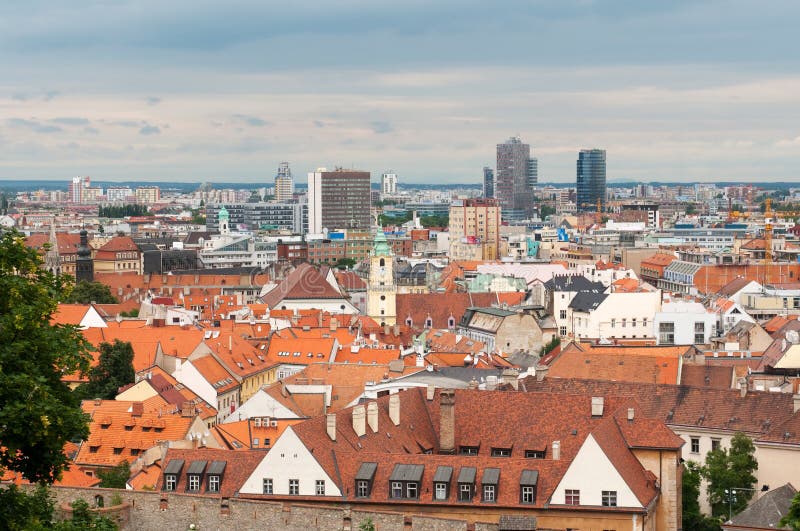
xmin=274 ymin=162 xmax=294 ymax=202
xmin=576 ymin=149 xmax=607 ymax=212
xmin=381 ymin=171 xmax=398 ymax=195
xmin=205 ymin=202 xmax=307 ymax=234
xmin=307 ymin=168 xmax=371 ymax=234
xmin=482 ymin=166 xmax=494 ymax=198
xmin=496 ymin=136 xmax=535 ymax=218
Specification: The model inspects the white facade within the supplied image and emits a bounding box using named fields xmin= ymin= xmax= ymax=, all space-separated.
xmin=240 ymin=427 xmax=341 ymax=496
xmin=654 ymin=300 xmax=717 ymax=345
xmin=381 ymin=171 xmax=398 ymax=195
xmin=568 ymin=291 xmax=661 ymax=341
xmin=225 ymin=389 xmax=301 ymax=423
xmin=552 ymin=434 xmax=641 ymax=508
xmin=307 ymin=170 xmax=324 ymax=234
xmin=575 ymin=263 xmax=638 ymax=288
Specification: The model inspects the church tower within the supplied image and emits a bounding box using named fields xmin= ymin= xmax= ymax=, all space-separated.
xmin=366 ymin=228 xmax=396 ymax=326
xmin=218 ymin=206 xmax=230 ymax=235
xmin=44 ymin=220 xmax=61 ymax=276
xmin=75 ymin=229 xmax=94 ymax=283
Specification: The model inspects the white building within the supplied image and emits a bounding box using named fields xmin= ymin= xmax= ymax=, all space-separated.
xmin=567 ymin=290 xmax=662 ymax=341
xmin=653 ymin=300 xmax=717 ymax=345
xmin=381 ymin=171 xmax=398 ymax=195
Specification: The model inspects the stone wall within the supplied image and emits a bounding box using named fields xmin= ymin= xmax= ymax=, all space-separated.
xmin=43 ymin=486 xmax=494 ymax=531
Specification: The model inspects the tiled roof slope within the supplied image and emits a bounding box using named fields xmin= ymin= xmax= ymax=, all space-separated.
xmin=545 ymin=343 xmax=684 ymax=385
xmin=262 ymin=263 xmax=343 ymax=307
xmin=157 ymin=448 xmax=263 ymax=497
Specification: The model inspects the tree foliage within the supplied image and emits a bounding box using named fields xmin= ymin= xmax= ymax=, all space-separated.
xmin=682 ymin=461 xmax=721 ymax=531
xmin=75 ymin=340 xmax=135 ymax=400
xmin=64 ymin=280 xmax=118 ymax=304
xmin=539 ymin=336 xmax=561 ymax=356
xmin=780 ymin=490 xmax=800 ymax=531
xmin=539 ymin=205 xmax=556 ymax=219
xmin=97 ymin=460 xmax=130 ymax=489
xmin=704 ymin=432 xmax=758 ymax=518
xmin=0 ymin=484 xmax=55 ymax=531
xmin=98 ymin=204 xmax=150 ymax=218
xmin=54 ymin=498 xmax=118 ymax=531
xmin=0 ymin=229 xmax=92 ymax=483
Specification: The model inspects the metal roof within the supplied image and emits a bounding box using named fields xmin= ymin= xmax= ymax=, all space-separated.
xmin=457 ymin=466 xmax=476 ymax=484
xmin=432 ymin=466 xmax=453 ymax=483
xmin=355 ymin=462 xmax=378 ymax=481
xmin=482 ymin=467 xmax=500 ymax=485
xmin=389 ymin=464 xmax=424 ymax=482
xmin=207 ymin=460 xmax=227 ymax=476
xmin=520 ymin=469 xmax=539 ymax=486
xmin=164 ymin=459 xmax=184 ymax=475
xmin=186 ymin=460 xmax=208 ymax=475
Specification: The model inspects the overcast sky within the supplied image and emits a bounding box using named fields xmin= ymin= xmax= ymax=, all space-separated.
xmin=1 ymin=0 xmax=799 ymax=184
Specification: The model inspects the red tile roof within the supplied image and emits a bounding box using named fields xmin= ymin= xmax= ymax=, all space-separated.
xmin=157 ymin=448 xmax=263 ymax=497
xmin=262 ymin=263 xmax=344 ymax=307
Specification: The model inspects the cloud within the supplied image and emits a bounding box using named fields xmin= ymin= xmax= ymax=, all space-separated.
xmin=232 ymin=114 xmax=268 ymax=127
xmin=83 ymin=126 xmax=100 ymax=135
xmin=51 ymin=117 xmax=90 ymax=126
xmin=109 ymin=120 xmax=142 ymax=128
xmin=145 ymin=96 xmax=162 ymax=106
xmin=6 ymin=118 xmax=63 ymax=134
xmin=139 ymin=124 xmax=161 ymax=135
xmin=313 ymin=120 xmax=326 ymax=128
xmin=370 ymin=121 xmax=393 ymax=134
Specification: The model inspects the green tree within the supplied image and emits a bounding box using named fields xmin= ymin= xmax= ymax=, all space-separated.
xmin=64 ymin=280 xmax=118 ymax=304
xmin=335 ymin=258 xmax=357 ymax=270
xmin=682 ymin=461 xmax=721 ymax=531
xmin=780 ymin=490 xmax=800 ymax=531
xmin=539 ymin=336 xmax=561 ymax=356
xmin=0 ymin=229 xmax=92 ymax=483
xmin=419 ymin=214 xmax=448 ymax=227
xmin=76 ymin=340 xmax=135 ymax=400
xmin=0 ymin=484 xmax=56 ymax=530
xmin=97 ymin=460 xmax=130 ymax=489
xmin=53 ymin=498 xmax=117 ymax=530
xmin=540 ymin=205 xmax=556 ymax=219
xmin=98 ymin=204 xmax=150 ymax=218
xmin=686 ymin=204 xmax=697 ymax=215
xmin=704 ymin=432 xmax=758 ymax=518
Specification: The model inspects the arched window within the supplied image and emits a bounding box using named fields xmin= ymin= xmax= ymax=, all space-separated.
xmin=379 ymin=258 xmax=385 ymax=267
xmin=406 ymin=317 xmax=413 ymax=327
xmin=425 ymin=317 xmax=433 ymax=329
xmin=380 ymin=295 xmax=386 ymax=301
xmin=448 ymin=317 xmax=456 ymax=329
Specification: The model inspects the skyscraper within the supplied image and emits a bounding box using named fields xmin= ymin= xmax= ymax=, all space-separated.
xmin=482 ymin=166 xmax=494 ymax=198
xmin=576 ymin=149 xmax=607 ymax=212
xmin=527 ymin=157 xmax=538 ymax=188
xmin=307 ymin=168 xmax=371 ymax=233
xmin=381 ymin=171 xmax=397 ymax=195
xmin=274 ymin=162 xmax=294 ymax=202
xmin=496 ymin=136 xmax=535 ymax=218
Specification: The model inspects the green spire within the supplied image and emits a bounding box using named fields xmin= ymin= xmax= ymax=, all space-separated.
xmin=218 ymin=206 xmax=229 ymax=221
xmin=373 ymin=227 xmax=391 ymax=256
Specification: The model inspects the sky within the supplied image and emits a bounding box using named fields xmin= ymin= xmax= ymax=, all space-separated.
xmin=1 ymin=0 xmax=799 ymax=184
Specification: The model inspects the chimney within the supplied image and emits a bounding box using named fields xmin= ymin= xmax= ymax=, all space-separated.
xmin=367 ymin=402 xmax=379 ymax=433
xmin=793 ymin=394 xmax=800 ymax=414
xmin=591 ymin=396 xmax=604 ymax=417
xmin=326 ymin=413 xmax=337 ymax=441
xmin=627 ymin=408 xmax=635 ymax=422
xmin=131 ymin=402 xmax=144 ymax=417
xmin=536 ymin=365 xmax=549 ymax=382
xmin=426 ymin=384 xmax=435 ymax=401
xmin=352 ymin=405 xmax=366 ymax=437
xmin=552 ymin=440 xmax=561 ymax=461
xmin=318 ymin=311 xmax=323 ymax=328
xmin=384 ymin=324 xmax=390 ymax=336
xmin=439 ymin=389 xmax=456 ymax=454
xmin=502 ymin=368 xmax=519 ymax=390
xmin=739 ymin=377 xmax=748 ymax=398
xmin=181 ymin=401 xmax=194 ymax=417
xmin=389 ymin=394 xmax=401 ymax=426
xmin=393 ymin=324 xmax=400 ymax=336
xmin=330 ymin=317 xmax=338 ymax=331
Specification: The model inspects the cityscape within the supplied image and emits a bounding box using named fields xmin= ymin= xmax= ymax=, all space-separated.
xmin=2 ymin=2 xmax=800 ymax=531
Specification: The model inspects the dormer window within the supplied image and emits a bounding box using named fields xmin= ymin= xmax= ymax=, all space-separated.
xmin=448 ymin=316 xmax=456 ymax=329
xmin=524 ymin=449 xmax=546 ymax=459
xmin=457 ymin=466 xmax=476 ymax=501
xmin=459 ymin=446 xmax=479 ymax=456
xmin=406 ymin=317 xmax=413 ymax=327
xmin=520 ymin=470 xmax=538 ymax=504
xmin=163 ymin=459 xmax=184 ymax=492
xmin=491 ymin=448 xmax=511 ymax=457
xmin=206 ymin=460 xmax=226 ymax=494
xmin=425 ymin=317 xmax=433 ymax=329
xmin=186 ymin=460 xmax=207 ymax=493
xmin=388 ymin=464 xmax=423 ymax=499
xmin=432 ymin=466 xmax=452 ymax=501
xmin=355 ymin=462 xmax=377 ymax=498
xmin=481 ymin=468 xmax=499 ymax=502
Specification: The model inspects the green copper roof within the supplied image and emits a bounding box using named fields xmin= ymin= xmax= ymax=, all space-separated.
xmin=218 ymin=206 xmax=229 ymax=221
xmin=373 ymin=228 xmax=391 ymax=256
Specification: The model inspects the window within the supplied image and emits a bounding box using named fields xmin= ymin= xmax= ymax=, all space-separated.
xmin=316 ymin=480 xmax=325 ymax=496
xmin=491 ymin=448 xmax=511 ymax=457
xmin=263 ymin=478 xmax=273 ymax=494
xmin=165 ymin=475 xmax=177 ymax=491
xmin=602 ymin=490 xmax=618 ymax=507
xmin=525 ymin=450 xmax=545 ymax=459
xmin=89 ymin=446 xmax=100 ymax=453
xmin=560 ymin=310 xmax=567 ymax=319
xmin=391 ymin=481 xmax=403 ymax=498
xmin=434 ymin=482 xmax=448 ymax=500
xmin=694 ymin=322 xmax=705 ymax=344
xmin=208 ymin=475 xmax=220 ymax=493
xmin=356 ymin=480 xmax=369 ymax=498
xmin=611 ymin=318 xmax=615 ymax=328
xmin=643 ymin=317 xmax=648 ymax=328
xmin=565 ymin=489 xmax=580 ymax=505
xmin=459 ymin=483 xmax=473 ymax=501
xmin=289 ymin=479 xmax=299 ymax=495
xmin=632 ymin=318 xmax=637 ymax=327
xmin=622 ymin=318 xmax=626 ymax=328
xmin=113 ymin=447 xmax=123 ymax=455
xmin=425 ymin=318 xmax=433 ymax=328
xmin=559 ymin=326 xmax=567 ymax=336
xmin=659 ymin=322 xmax=675 ymax=345
xmin=690 ymin=437 xmax=700 ymax=454
xmin=482 ymin=484 xmax=496 ymax=502
xmin=406 ymin=482 xmax=418 ymax=499
xmin=521 ymin=485 xmax=536 ymax=504
xmin=459 ymin=446 xmax=479 ymax=455
xmin=711 ymin=438 xmax=721 ymax=451
xmin=188 ymin=475 xmax=200 ymax=492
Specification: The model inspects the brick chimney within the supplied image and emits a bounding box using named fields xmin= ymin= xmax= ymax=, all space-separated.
xmin=367 ymin=402 xmax=379 ymax=433
xmin=326 ymin=413 xmax=336 ymax=441
xmin=352 ymin=405 xmax=366 ymax=437
xmin=552 ymin=440 xmax=561 ymax=460
xmin=389 ymin=394 xmax=400 ymax=426
xmin=439 ymin=389 xmax=456 ymax=454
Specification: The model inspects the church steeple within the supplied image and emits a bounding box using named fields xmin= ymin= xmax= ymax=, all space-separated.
xmin=218 ymin=206 xmax=230 ymax=235
xmin=44 ymin=219 xmax=61 ymax=276
xmin=75 ymin=228 xmax=94 ymax=283
xmin=366 ymin=227 xmax=396 ymax=326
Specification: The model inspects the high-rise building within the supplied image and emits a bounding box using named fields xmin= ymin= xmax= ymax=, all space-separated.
xmin=274 ymin=162 xmax=294 ymax=202
xmin=482 ymin=167 xmax=494 ymax=199
xmin=381 ymin=171 xmax=398 ymax=195
xmin=68 ymin=176 xmax=91 ymax=203
xmin=576 ymin=149 xmax=607 ymax=212
xmin=527 ymin=157 xmax=538 ymax=188
xmin=448 ymin=198 xmax=501 ymax=261
xmin=496 ymin=136 xmax=535 ymax=218
xmin=307 ymin=168 xmax=371 ymax=234
xmin=135 ymin=186 xmax=161 ymax=204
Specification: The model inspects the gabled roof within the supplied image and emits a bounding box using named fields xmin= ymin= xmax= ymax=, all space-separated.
xmin=396 ymin=292 xmax=525 ymax=332
xmin=717 ymin=276 xmax=757 ymax=297
xmin=98 ymin=236 xmax=140 ymax=252
xmin=545 ymin=343 xmax=685 ymax=385
xmin=261 ymin=263 xmax=344 ymax=307
xmin=544 ymin=275 xmax=605 ymax=292
xmin=725 ymin=483 xmax=796 ymax=530
xmin=568 ymin=291 xmax=608 ymax=312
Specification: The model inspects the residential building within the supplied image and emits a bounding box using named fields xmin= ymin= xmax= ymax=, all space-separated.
xmin=205 ymin=202 xmax=306 ymax=234
xmin=496 ymin=136 xmax=535 ymax=218
xmin=576 ymin=149 xmax=606 ymax=212
xmin=261 ymin=263 xmax=359 ymax=314
xmin=448 ymin=198 xmax=501 ymax=261
xmin=458 ymin=306 xmax=547 ymax=355
xmin=381 ymin=171 xmax=397 ymax=195
xmin=274 ymin=162 xmax=294 ymax=202
xmin=654 ymin=299 xmax=717 ymax=345
xmin=93 ymin=235 xmax=141 ymax=274
xmin=566 ymin=287 xmax=661 ymax=341
xmin=307 ymin=168 xmax=371 ymax=233
xmin=135 ymin=186 xmax=161 ymax=204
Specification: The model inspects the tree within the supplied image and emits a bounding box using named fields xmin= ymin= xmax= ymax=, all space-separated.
xmin=54 ymin=498 xmax=117 ymax=531
xmin=64 ymin=280 xmax=118 ymax=304
xmin=682 ymin=461 xmax=721 ymax=531
xmin=704 ymin=432 xmax=758 ymax=518
xmin=0 ymin=484 xmax=56 ymax=530
xmin=780 ymin=490 xmax=800 ymax=531
xmin=97 ymin=460 xmax=130 ymax=489
xmin=0 ymin=229 xmax=92 ymax=483
xmin=686 ymin=204 xmax=697 ymax=215
xmin=540 ymin=205 xmax=556 ymax=219
xmin=335 ymin=258 xmax=357 ymax=270
xmin=76 ymin=340 xmax=135 ymax=400
xmin=539 ymin=336 xmax=561 ymax=356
